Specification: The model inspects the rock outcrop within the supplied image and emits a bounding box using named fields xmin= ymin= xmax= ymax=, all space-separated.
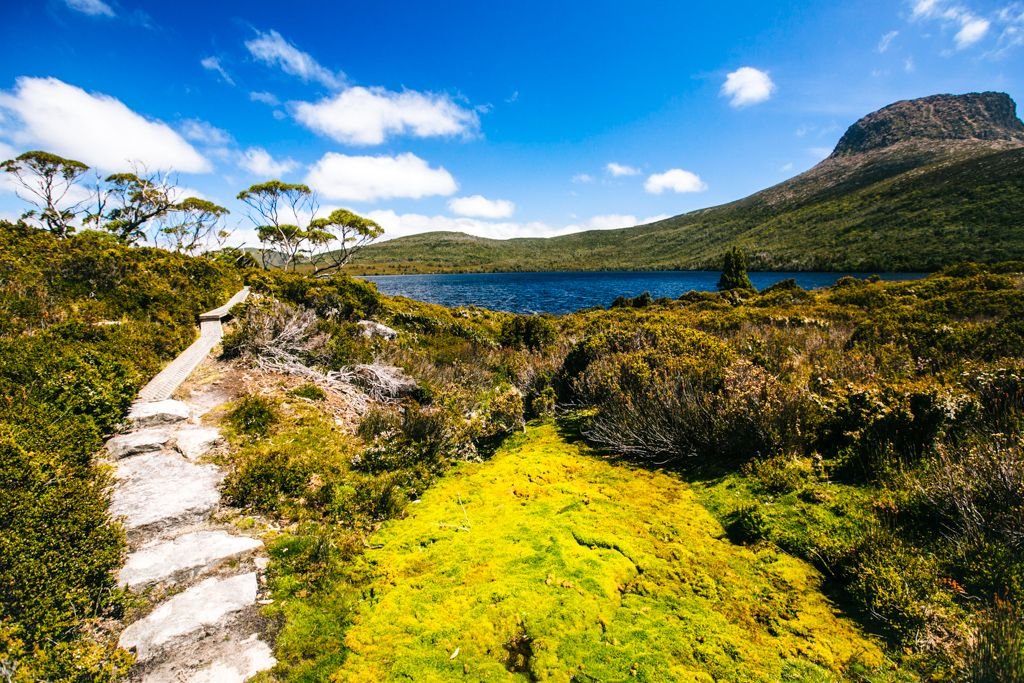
xmin=831 ymin=92 xmax=1024 ymax=157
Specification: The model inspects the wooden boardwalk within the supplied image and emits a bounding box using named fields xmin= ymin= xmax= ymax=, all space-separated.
xmin=137 ymin=287 xmax=249 ymax=402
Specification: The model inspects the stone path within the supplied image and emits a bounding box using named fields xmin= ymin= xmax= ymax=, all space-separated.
xmin=107 ymin=288 xmax=277 ymax=682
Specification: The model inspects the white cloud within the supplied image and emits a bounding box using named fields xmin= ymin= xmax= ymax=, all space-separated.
xmin=720 ymin=67 xmax=776 ymax=107
xmin=955 ymin=17 xmax=990 ymax=47
xmin=200 ymin=57 xmax=235 ymax=86
xmin=65 ymin=0 xmax=114 ymax=17
xmin=249 ymin=91 xmax=280 ymax=106
xmin=239 ymin=147 xmax=299 ymax=177
xmin=365 ymin=211 xmax=672 ymax=241
xmin=581 ymin=214 xmax=640 ymax=229
xmin=245 ymin=29 xmax=344 ymax=89
xmin=912 ymin=1 xmax=992 ymax=50
xmin=905 ymin=56 xmax=917 ymax=72
xmin=808 ymin=146 xmax=833 ymax=159
xmin=913 ymin=0 xmax=939 ymax=18
xmin=448 ymin=194 xmax=515 ymax=219
xmin=878 ymin=30 xmax=900 ymax=52
xmin=306 ymin=152 xmax=457 ymax=202
xmin=180 ymin=119 xmax=233 ymax=146
xmin=644 ymin=168 xmax=708 ymax=194
xmin=571 ymin=173 xmax=594 ymax=184
xmin=0 ymin=140 xmax=17 ymax=162
xmin=292 ymin=86 xmax=479 ymax=146
xmin=0 ymin=77 xmax=210 ymax=173
xmin=606 ymin=162 xmax=640 ymax=177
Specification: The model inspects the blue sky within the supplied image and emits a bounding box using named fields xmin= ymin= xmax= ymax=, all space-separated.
xmin=1 ymin=0 xmax=1022 ymax=244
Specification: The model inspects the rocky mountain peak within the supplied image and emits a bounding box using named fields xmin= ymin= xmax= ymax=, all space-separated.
xmin=830 ymin=91 xmax=1024 ymax=157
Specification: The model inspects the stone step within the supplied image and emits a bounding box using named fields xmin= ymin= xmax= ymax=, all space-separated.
xmin=131 ymin=632 xmax=275 ymax=683
xmin=119 ymin=573 xmax=258 ymax=663
xmin=110 ymin=451 xmax=222 ymax=540
xmin=119 ymin=531 xmax=263 ymax=590
xmin=106 ymin=428 xmax=174 ymax=459
xmin=128 ymin=400 xmax=190 ymax=428
xmin=172 ymin=425 xmax=223 ymax=460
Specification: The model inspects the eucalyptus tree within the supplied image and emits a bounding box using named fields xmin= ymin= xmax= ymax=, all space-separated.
xmin=0 ymin=150 xmax=90 ymax=237
xmin=98 ymin=169 xmax=182 ymax=244
xmin=237 ymin=181 xmax=383 ymax=273
xmin=237 ymin=180 xmax=316 ymax=270
xmin=158 ymin=197 xmax=231 ymax=255
xmin=308 ymin=208 xmax=383 ymax=275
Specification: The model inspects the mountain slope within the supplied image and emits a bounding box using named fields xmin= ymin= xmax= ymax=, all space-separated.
xmin=348 ymin=92 xmax=1024 ymax=274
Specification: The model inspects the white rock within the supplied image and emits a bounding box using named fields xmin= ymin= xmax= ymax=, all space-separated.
xmin=173 ymin=426 xmax=223 ymax=460
xmin=119 ymin=531 xmax=263 ymax=590
xmin=357 ymin=319 xmax=398 ymax=340
xmin=110 ymin=452 xmax=222 ymax=537
xmin=182 ymin=635 xmax=276 ymax=683
xmin=133 ymin=633 xmax=275 ymax=683
xmin=119 ymin=573 xmax=258 ymax=662
xmin=128 ymin=400 xmax=190 ymax=428
xmin=105 ymin=429 xmax=173 ymax=459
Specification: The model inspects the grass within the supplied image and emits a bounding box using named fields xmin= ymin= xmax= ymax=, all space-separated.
xmin=314 ymin=424 xmax=906 ymax=682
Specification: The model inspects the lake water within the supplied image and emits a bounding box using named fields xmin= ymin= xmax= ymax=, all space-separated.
xmin=362 ymin=271 xmax=927 ymax=314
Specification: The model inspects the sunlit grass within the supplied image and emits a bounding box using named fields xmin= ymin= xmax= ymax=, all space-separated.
xmin=325 ymin=424 xmax=905 ymax=682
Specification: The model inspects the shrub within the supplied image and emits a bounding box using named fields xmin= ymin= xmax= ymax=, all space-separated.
xmin=354 ymin=403 xmax=465 ymax=475
xmin=288 ymin=383 xmax=327 ymax=401
xmin=724 ymin=504 xmax=770 ymax=544
xmin=744 ymin=454 xmax=814 ymax=494
xmin=610 ymin=291 xmax=653 ymax=308
xmin=569 ymin=335 xmax=808 ymax=464
xmin=499 ymin=314 xmax=557 ymax=352
xmin=227 ymin=395 xmax=279 ymax=437
xmin=246 ymin=270 xmax=380 ymax=321
xmin=223 ymin=448 xmax=310 ymax=514
xmin=471 ymin=383 xmax=525 ymax=451
xmin=961 ymin=598 xmax=1024 ymax=683
xmin=817 ymin=383 xmax=975 ymax=480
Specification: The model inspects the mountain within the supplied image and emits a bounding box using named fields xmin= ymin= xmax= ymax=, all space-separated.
xmin=348 ymin=92 xmax=1024 ymax=274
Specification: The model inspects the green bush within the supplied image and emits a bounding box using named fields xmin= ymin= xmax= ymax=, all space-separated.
xmin=610 ymin=291 xmax=653 ymax=308
xmin=223 ymin=448 xmax=310 ymax=514
xmin=227 ymin=395 xmax=279 ymax=437
xmin=246 ymin=270 xmax=380 ymax=321
xmin=564 ymin=324 xmax=807 ymax=463
xmin=498 ymin=314 xmax=557 ymax=351
xmin=288 ymin=383 xmax=327 ymax=401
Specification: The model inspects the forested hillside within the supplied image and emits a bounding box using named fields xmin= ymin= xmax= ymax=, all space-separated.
xmin=349 ymin=92 xmax=1024 ymax=274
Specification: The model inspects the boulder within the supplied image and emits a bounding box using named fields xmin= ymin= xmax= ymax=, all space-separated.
xmin=118 ymin=573 xmax=258 ymax=662
xmin=128 ymin=400 xmax=190 ymax=428
xmin=173 ymin=426 xmax=223 ymax=460
xmin=106 ymin=428 xmax=173 ymax=459
xmin=110 ymin=451 xmax=222 ymax=538
xmin=134 ymin=633 xmax=276 ymax=683
xmin=357 ymin=320 xmax=398 ymax=340
xmin=119 ymin=531 xmax=262 ymax=590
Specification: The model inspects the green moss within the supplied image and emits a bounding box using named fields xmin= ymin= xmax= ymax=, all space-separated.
xmin=316 ymin=425 xmax=905 ymax=681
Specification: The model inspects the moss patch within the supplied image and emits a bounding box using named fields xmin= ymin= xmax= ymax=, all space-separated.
xmin=329 ymin=425 xmax=905 ymax=682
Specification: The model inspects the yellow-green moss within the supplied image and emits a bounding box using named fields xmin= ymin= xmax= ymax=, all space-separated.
xmin=329 ymin=425 xmax=906 ymax=682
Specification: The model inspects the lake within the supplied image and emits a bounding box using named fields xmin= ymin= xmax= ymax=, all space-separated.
xmin=361 ymin=270 xmax=927 ymax=314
